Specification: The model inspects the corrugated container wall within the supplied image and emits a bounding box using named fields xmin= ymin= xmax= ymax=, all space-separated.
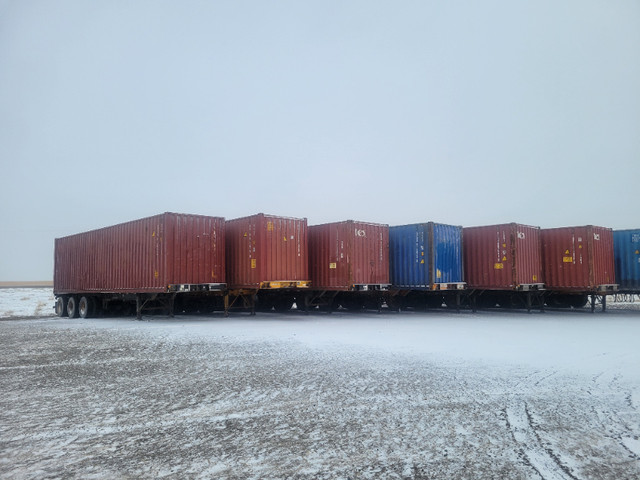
xmin=225 ymin=214 xmax=309 ymax=289
xmin=613 ymin=229 xmax=640 ymax=291
xmin=463 ymin=223 xmax=543 ymax=290
xmin=389 ymin=223 xmax=463 ymax=289
xmin=54 ymin=213 xmax=225 ymax=294
xmin=309 ymin=220 xmax=389 ymax=290
xmin=541 ymin=226 xmax=616 ymax=291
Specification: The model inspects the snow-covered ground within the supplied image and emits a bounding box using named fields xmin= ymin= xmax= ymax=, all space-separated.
xmin=1 ymin=289 xmax=640 ymax=478
xmin=0 ymin=287 xmax=55 ymax=318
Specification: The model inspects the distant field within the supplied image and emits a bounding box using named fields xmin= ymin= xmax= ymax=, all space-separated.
xmin=0 ymin=281 xmax=53 ymax=288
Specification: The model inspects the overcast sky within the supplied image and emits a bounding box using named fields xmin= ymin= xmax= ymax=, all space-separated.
xmin=1 ymin=0 xmax=639 ymax=281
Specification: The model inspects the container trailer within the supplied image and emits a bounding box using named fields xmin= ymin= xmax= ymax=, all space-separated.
xmin=54 ymin=213 xmax=226 ymax=318
xmin=541 ymin=225 xmax=617 ymax=310
xmin=304 ymin=220 xmax=390 ymax=311
xmin=463 ymin=223 xmax=544 ymax=310
xmin=51 ymin=210 xmax=630 ymax=317
xmin=224 ymin=213 xmax=310 ymax=312
xmin=613 ymin=229 xmax=640 ymax=292
xmin=388 ymin=222 xmax=465 ymax=309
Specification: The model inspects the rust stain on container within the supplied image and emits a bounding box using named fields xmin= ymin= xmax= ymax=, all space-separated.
xmin=54 ymin=213 xmax=226 ymax=294
xmin=309 ymin=220 xmax=389 ymax=290
xmin=541 ymin=225 xmax=616 ymax=292
xmin=463 ymin=223 xmax=543 ymax=290
xmin=225 ymin=213 xmax=309 ymax=289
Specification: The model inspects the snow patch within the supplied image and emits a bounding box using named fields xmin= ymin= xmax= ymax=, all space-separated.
xmin=0 ymin=288 xmax=54 ymax=318
xmin=622 ymin=437 xmax=640 ymax=458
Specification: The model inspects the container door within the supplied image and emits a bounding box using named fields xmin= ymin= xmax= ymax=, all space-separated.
xmin=432 ymin=223 xmax=463 ymax=285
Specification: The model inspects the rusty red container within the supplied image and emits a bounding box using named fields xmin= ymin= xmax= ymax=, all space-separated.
xmin=54 ymin=213 xmax=226 ymax=294
xmin=308 ymin=220 xmax=390 ymax=290
xmin=541 ymin=226 xmax=617 ymax=292
xmin=225 ymin=213 xmax=309 ymax=289
xmin=463 ymin=223 xmax=543 ymax=290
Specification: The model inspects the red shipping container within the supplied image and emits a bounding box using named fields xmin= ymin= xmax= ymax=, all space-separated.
xmin=54 ymin=213 xmax=225 ymax=294
xmin=463 ymin=223 xmax=543 ymax=290
xmin=309 ymin=220 xmax=390 ymax=290
xmin=541 ymin=226 xmax=617 ymax=292
xmin=225 ymin=213 xmax=309 ymax=289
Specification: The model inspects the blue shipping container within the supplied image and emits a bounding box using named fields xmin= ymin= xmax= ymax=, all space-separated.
xmin=389 ymin=222 xmax=464 ymax=290
xmin=613 ymin=229 xmax=640 ymax=291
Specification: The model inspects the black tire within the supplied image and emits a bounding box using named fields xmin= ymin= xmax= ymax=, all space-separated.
xmin=340 ymin=298 xmax=364 ymax=311
xmin=476 ymin=294 xmax=498 ymax=309
xmin=546 ymin=296 xmax=569 ymax=308
xmin=255 ymin=297 xmax=274 ymax=312
xmin=425 ymin=295 xmax=444 ymax=308
xmin=67 ymin=296 xmax=79 ymax=318
xmin=363 ymin=298 xmax=382 ymax=311
xmin=546 ymin=294 xmax=586 ymax=308
xmin=294 ymin=296 xmax=307 ymax=311
xmin=318 ymin=297 xmax=337 ymax=312
xmin=78 ymin=296 xmax=93 ymax=319
xmin=55 ymin=297 xmax=68 ymax=317
xmin=443 ymin=294 xmax=463 ymax=309
xmin=273 ymin=297 xmax=294 ymax=312
xmin=569 ymin=295 xmax=589 ymax=308
xmin=386 ymin=296 xmax=402 ymax=311
xmin=496 ymin=294 xmax=518 ymax=309
xmin=405 ymin=293 xmax=427 ymax=310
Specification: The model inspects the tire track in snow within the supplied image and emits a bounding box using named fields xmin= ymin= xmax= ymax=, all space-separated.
xmin=589 ymin=369 xmax=640 ymax=460
xmin=506 ymin=401 xmax=577 ymax=480
xmin=506 ymin=370 xmax=578 ymax=480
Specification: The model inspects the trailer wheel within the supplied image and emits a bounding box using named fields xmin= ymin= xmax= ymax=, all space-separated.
xmin=443 ymin=294 xmax=462 ymax=309
xmin=318 ymin=297 xmax=337 ymax=312
xmin=67 ymin=296 xmax=79 ymax=318
xmin=55 ymin=297 xmax=68 ymax=317
xmin=78 ymin=296 xmax=93 ymax=319
xmin=425 ymin=295 xmax=444 ymax=308
xmin=386 ymin=296 xmax=402 ymax=311
xmin=340 ymin=298 xmax=364 ymax=311
xmin=255 ymin=296 xmax=274 ymax=312
xmin=273 ymin=297 xmax=294 ymax=312
xmin=570 ymin=295 xmax=589 ymax=308
xmin=476 ymin=294 xmax=498 ymax=309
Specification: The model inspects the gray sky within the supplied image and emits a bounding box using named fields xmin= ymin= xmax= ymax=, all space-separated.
xmin=1 ymin=0 xmax=639 ymax=281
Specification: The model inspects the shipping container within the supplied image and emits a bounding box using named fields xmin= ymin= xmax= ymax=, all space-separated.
xmin=541 ymin=226 xmax=617 ymax=294
xmin=304 ymin=220 xmax=389 ymax=311
xmin=387 ymin=222 xmax=465 ymax=310
xmin=613 ymin=229 xmax=640 ymax=292
xmin=225 ymin=213 xmax=309 ymax=290
xmin=54 ymin=212 xmax=226 ymax=318
xmin=308 ymin=220 xmax=389 ymax=290
xmin=463 ymin=223 xmax=543 ymax=291
xmin=389 ymin=222 xmax=464 ymax=290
